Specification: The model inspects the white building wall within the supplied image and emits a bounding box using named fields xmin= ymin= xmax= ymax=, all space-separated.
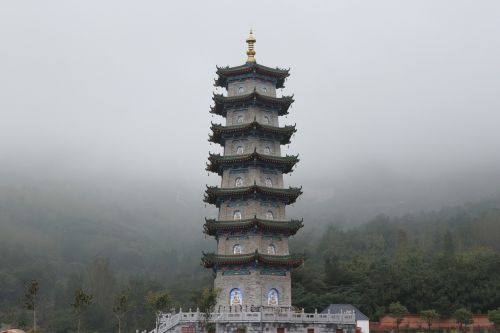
xmin=357 ymin=319 xmax=369 ymax=333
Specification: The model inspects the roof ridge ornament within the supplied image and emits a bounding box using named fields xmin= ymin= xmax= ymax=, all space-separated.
xmin=246 ymin=29 xmax=256 ymax=63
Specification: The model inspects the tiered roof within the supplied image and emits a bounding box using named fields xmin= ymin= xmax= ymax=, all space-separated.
xmin=204 ymin=185 xmax=302 ymax=207
xmin=209 ymin=121 xmax=296 ymax=145
xmin=206 ymin=151 xmax=299 ymax=175
xmin=203 ymin=217 xmax=304 ymax=236
xmin=202 ymin=251 xmax=304 ymax=268
xmin=210 ymin=90 xmax=294 ymax=117
xmin=215 ymin=63 xmax=290 ymax=89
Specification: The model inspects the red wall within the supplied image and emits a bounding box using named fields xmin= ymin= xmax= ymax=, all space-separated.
xmin=371 ymin=314 xmax=494 ymax=332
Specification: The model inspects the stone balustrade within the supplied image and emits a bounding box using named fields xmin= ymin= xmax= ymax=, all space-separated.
xmin=152 ymin=308 xmax=356 ymax=333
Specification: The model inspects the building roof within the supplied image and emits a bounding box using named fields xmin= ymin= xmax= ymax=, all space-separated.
xmin=201 ymin=251 xmax=304 ymax=268
xmin=215 ymin=63 xmax=290 ymax=88
xmin=206 ymin=151 xmax=299 ymax=175
xmin=210 ymin=90 xmax=294 ymax=117
xmin=203 ymin=217 xmax=304 ymax=236
xmin=321 ymin=304 xmax=369 ymax=321
xmin=204 ymin=184 xmax=302 ymax=207
xmin=209 ymin=121 xmax=296 ymax=145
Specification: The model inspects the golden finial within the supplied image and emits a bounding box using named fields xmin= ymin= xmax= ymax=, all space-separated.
xmin=246 ymin=29 xmax=256 ymax=63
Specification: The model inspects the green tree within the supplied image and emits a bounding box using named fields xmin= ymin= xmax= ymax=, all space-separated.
xmin=420 ymin=310 xmax=440 ymax=332
xmin=145 ymin=291 xmax=171 ymax=333
xmin=85 ymin=258 xmax=115 ymax=309
xmin=113 ymin=294 xmax=128 ymax=333
xmin=488 ymin=308 xmax=500 ymax=332
xmin=389 ymin=302 xmax=409 ymax=333
xmin=443 ymin=230 xmax=455 ymax=255
xmin=454 ymin=308 xmax=473 ymax=333
xmin=197 ymin=288 xmax=220 ymax=332
xmin=71 ymin=288 xmax=93 ymax=333
xmin=24 ymin=279 xmax=39 ymax=333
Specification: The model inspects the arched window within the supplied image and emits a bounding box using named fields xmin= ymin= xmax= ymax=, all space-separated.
xmin=267 ymin=244 xmax=276 ymax=255
xmin=264 ymin=146 xmax=271 ymax=154
xmin=233 ymin=210 xmax=242 ymax=220
xmin=238 ymin=86 xmax=244 ymax=94
xmin=230 ymin=288 xmax=243 ymax=305
xmin=262 ymin=87 xmax=268 ymax=93
xmin=265 ymin=178 xmax=273 ymax=187
xmin=266 ymin=211 xmax=274 ymax=220
xmin=233 ymin=244 xmax=242 ymax=254
xmin=236 ymin=115 xmax=244 ymax=124
xmin=236 ymin=146 xmax=244 ymax=155
xmin=235 ymin=177 xmax=243 ymax=187
xmin=264 ymin=116 xmax=270 ymax=124
xmin=267 ymin=288 xmax=279 ymax=306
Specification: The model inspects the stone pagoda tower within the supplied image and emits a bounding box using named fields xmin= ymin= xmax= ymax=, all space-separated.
xmin=152 ymin=32 xmax=357 ymax=333
xmin=203 ymin=30 xmax=305 ymax=310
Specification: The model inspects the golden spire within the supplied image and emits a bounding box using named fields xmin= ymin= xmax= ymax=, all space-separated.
xmin=246 ymin=29 xmax=256 ymax=63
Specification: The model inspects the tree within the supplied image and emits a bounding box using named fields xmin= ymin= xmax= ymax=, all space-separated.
xmin=145 ymin=291 xmax=171 ymax=333
xmin=197 ymin=288 xmax=220 ymax=332
xmin=71 ymin=288 xmax=93 ymax=333
xmin=24 ymin=280 xmax=39 ymax=333
xmin=454 ymin=308 xmax=473 ymax=333
xmin=488 ymin=308 xmax=500 ymax=332
xmin=113 ymin=293 xmax=128 ymax=333
xmin=420 ymin=310 xmax=439 ymax=332
xmin=444 ymin=230 xmax=455 ymax=255
xmin=389 ymin=302 xmax=409 ymax=333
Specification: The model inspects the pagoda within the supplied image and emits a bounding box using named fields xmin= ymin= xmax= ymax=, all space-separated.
xmin=152 ymin=32 xmax=357 ymax=333
xmin=202 ymin=30 xmax=304 ymax=310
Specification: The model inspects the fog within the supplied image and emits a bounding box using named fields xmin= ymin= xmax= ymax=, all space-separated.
xmin=1 ymin=0 xmax=500 ymax=230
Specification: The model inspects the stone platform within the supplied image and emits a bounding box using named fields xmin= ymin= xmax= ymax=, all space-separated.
xmin=152 ymin=307 xmax=356 ymax=333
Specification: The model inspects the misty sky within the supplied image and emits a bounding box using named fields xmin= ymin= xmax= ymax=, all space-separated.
xmin=1 ymin=1 xmax=500 ymax=221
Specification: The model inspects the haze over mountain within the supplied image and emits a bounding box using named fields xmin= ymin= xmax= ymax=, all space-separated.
xmin=1 ymin=0 xmax=500 ymax=230
xmin=1 ymin=2 xmax=500 ymax=332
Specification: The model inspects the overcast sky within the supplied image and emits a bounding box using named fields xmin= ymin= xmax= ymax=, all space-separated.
xmin=1 ymin=0 xmax=499 ymax=221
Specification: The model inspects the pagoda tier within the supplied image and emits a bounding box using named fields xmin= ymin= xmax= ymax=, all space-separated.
xmin=210 ymin=90 xmax=294 ymax=117
xmin=202 ymin=251 xmax=304 ymax=269
xmin=206 ymin=151 xmax=299 ymax=175
xmin=203 ymin=217 xmax=304 ymax=237
xmin=215 ymin=63 xmax=290 ymax=89
xmin=209 ymin=121 xmax=297 ymax=145
xmin=204 ymin=185 xmax=302 ymax=207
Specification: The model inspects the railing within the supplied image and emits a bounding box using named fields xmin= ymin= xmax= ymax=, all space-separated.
xmin=151 ymin=308 xmax=356 ymax=333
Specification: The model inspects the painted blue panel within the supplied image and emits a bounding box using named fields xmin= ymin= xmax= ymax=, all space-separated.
xmin=260 ymin=270 xmax=287 ymax=276
xmin=229 ymin=169 xmax=249 ymax=174
xmin=226 ymin=201 xmax=249 ymax=207
xmin=226 ymin=235 xmax=249 ymax=240
xmin=223 ymin=270 xmax=250 ymax=276
xmin=260 ymin=202 xmax=279 ymax=207
xmin=227 ymin=74 xmax=278 ymax=84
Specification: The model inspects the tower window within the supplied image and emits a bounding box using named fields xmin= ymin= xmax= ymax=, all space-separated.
xmin=233 ymin=244 xmax=242 ymax=254
xmin=235 ymin=177 xmax=243 ymax=187
xmin=238 ymin=86 xmax=244 ymax=94
xmin=236 ymin=115 xmax=244 ymax=124
xmin=264 ymin=116 xmax=270 ymax=124
xmin=264 ymin=146 xmax=271 ymax=154
xmin=236 ymin=146 xmax=244 ymax=155
xmin=262 ymin=87 xmax=268 ymax=93
xmin=265 ymin=178 xmax=273 ymax=187
xmin=267 ymin=244 xmax=276 ymax=255
xmin=267 ymin=288 xmax=279 ymax=306
xmin=230 ymin=288 xmax=243 ymax=305
xmin=233 ymin=210 xmax=242 ymax=220
xmin=266 ymin=211 xmax=274 ymax=220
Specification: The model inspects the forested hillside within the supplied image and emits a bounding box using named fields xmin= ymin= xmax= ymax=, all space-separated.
xmin=291 ymin=197 xmax=500 ymax=317
xmin=1 ymin=189 xmax=499 ymax=332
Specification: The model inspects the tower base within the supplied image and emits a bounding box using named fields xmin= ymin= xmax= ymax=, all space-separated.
xmin=152 ymin=308 xmax=356 ymax=333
